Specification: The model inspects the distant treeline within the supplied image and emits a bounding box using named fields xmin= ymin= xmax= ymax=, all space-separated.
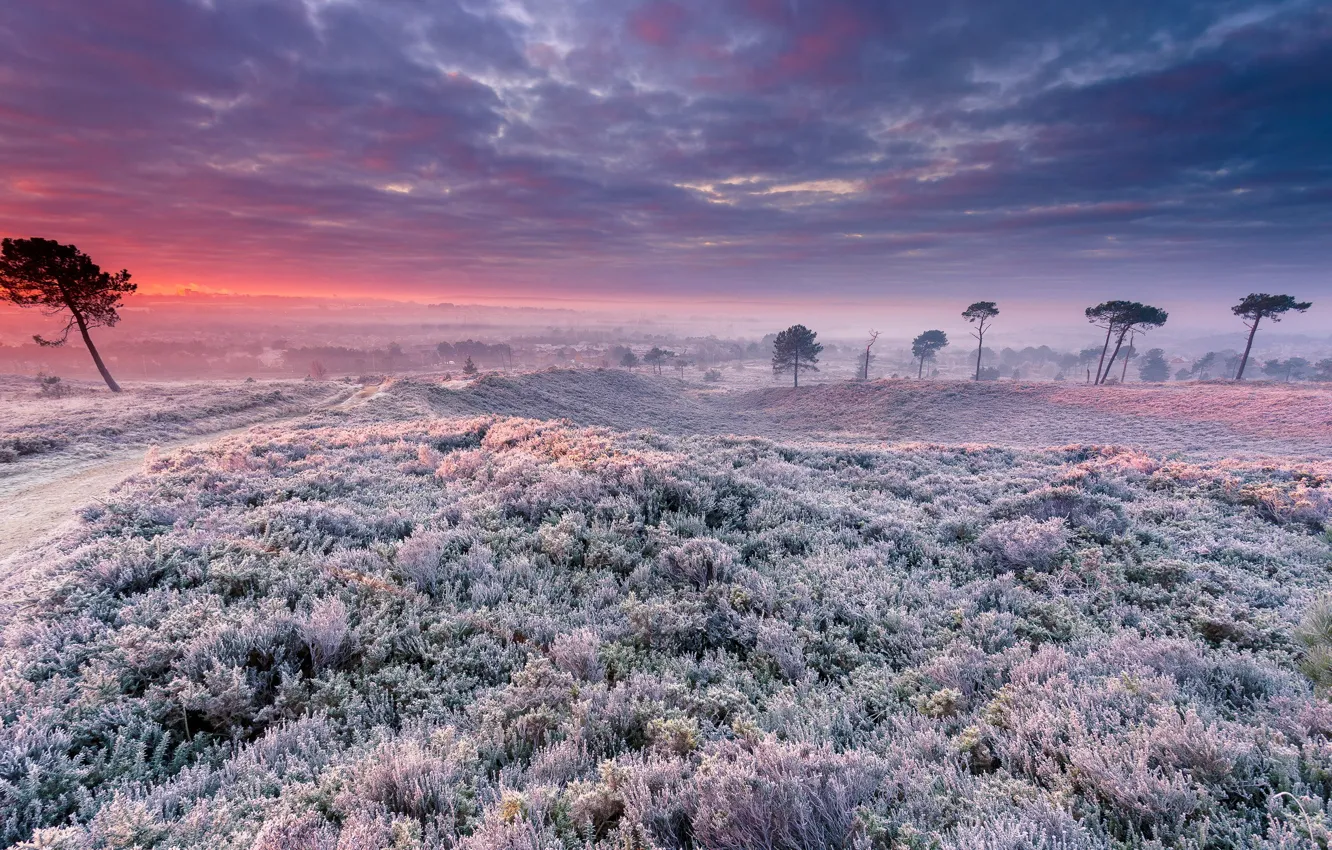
xmin=1 ymin=335 xmax=1330 ymax=383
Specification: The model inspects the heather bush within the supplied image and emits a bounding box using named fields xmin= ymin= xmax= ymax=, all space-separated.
xmin=1 ymin=413 xmax=1330 ymax=848
xmin=977 ymin=516 xmax=1071 ymax=573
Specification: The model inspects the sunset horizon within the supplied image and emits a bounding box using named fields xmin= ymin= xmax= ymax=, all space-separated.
xmin=3 ymin=0 xmax=1330 ymax=307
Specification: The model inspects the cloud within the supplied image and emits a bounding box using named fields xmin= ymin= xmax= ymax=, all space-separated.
xmin=0 ymin=0 xmax=1328 ymax=300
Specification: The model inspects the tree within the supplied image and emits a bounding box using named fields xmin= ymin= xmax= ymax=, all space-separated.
xmin=961 ymin=302 xmax=998 ymax=381
xmin=1192 ymin=351 xmax=1218 ymax=380
xmin=309 ymin=360 xmax=328 ymax=380
xmin=1118 ymin=341 xmax=1137 ymax=383
xmin=643 ymin=346 xmax=673 ymax=376
xmin=620 ymin=349 xmax=640 ymax=369
xmin=911 ymin=330 xmax=949 ymax=379
xmin=1077 ymin=347 xmax=1101 ymax=384
xmin=1084 ymin=301 xmax=1167 ymax=384
xmin=1138 ymin=348 xmax=1169 ymax=382
xmin=674 ymin=353 xmax=690 ymax=382
xmin=859 ymin=330 xmax=879 ymax=381
xmin=0 ymin=237 xmax=137 ymax=392
xmin=1232 ymin=293 xmax=1312 ymax=380
xmin=1085 ymin=301 xmax=1132 ymax=386
xmin=463 ymin=356 xmax=478 ymax=375
xmin=1263 ymin=357 xmax=1311 ymax=382
xmin=771 ymin=324 xmax=823 ymax=388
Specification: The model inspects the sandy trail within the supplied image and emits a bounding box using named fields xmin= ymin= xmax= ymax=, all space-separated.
xmin=0 ymin=385 xmax=367 ymax=588
xmin=0 ymin=424 xmax=269 ymax=576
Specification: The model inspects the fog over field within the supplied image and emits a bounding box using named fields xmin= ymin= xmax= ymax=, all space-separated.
xmin=4 ymin=0 xmax=1332 ymax=846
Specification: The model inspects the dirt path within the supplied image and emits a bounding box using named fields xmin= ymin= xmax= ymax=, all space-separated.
xmin=0 ymin=424 xmax=270 ymax=571
xmin=0 ymin=385 xmax=368 ymax=586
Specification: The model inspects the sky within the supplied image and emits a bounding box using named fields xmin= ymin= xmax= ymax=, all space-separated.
xmin=1 ymin=0 xmax=1330 ymax=316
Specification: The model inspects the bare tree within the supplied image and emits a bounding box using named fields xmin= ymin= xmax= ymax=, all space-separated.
xmin=1232 ymin=293 xmax=1312 ymax=380
xmin=860 ymin=330 xmax=879 ymax=381
xmin=1118 ymin=335 xmax=1137 ymax=383
xmin=0 ymin=237 xmax=137 ymax=392
xmin=961 ymin=302 xmax=998 ymax=381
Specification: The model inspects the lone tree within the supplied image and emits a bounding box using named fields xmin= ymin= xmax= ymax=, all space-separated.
xmin=771 ymin=324 xmax=823 ymax=387
xmin=961 ymin=301 xmax=998 ymax=381
xmin=911 ymin=330 xmax=949 ymax=379
xmin=1085 ymin=301 xmax=1167 ymax=385
xmin=619 ymin=349 xmax=640 ymax=369
xmin=1232 ymin=293 xmax=1312 ymax=380
xmin=463 ymin=356 xmax=478 ymax=375
xmin=0 ymin=237 xmax=137 ymax=392
xmin=859 ymin=329 xmax=879 ymax=381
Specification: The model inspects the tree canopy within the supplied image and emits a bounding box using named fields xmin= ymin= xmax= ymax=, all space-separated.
xmin=1084 ymin=301 xmax=1167 ymax=385
xmin=911 ymin=330 xmax=949 ymax=378
xmin=0 ymin=237 xmax=136 ymax=392
xmin=771 ymin=324 xmax=822 ymax=388
xmin=1232 ymin=293 xmax=1312 ymax=380
xmin=643 ymin=346 xmax=674 ymax=375
xmin=1138 ymin=348 xmax=1170 ymax=383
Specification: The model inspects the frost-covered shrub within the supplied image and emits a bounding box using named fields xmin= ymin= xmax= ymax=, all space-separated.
xmin=692 ymin=739 xmax=883 ymax=850
xmin=978 ymin=516 xmax=1071 ymax=572
xmin=1298 ymin=596 xmax=1332 ymax=691
xmin=658 ymin=539 xmax=735 ymax=590
xmin=395 ymin=527 xmax=450 ymax=593
xmin=300 ymin=596 xmax=351 ymax=671
xmin=549 ymin=628 xmax=604 ymax=682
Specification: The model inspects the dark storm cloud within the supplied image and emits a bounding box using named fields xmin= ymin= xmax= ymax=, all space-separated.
xmin=0 ymin=0 xmax=1328 ymax=296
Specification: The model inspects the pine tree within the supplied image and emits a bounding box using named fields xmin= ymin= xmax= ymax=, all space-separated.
xmin=961 ymin=302 xmax=999 ymax=381
xmin=1232 ymin=294 xmax=1312 ymax=380
xmin=771 ymin=325 xmax=823 ymax=388
xmin=0 ymin=237 xmax=137 ymax=392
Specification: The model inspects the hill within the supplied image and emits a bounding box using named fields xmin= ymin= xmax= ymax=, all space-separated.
xmin=342 ymin=370 xmax=1332 ymax=458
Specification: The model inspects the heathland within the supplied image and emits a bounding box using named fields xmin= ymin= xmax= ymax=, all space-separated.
xmin=1 ymin=370 xmax=1330 ymax=849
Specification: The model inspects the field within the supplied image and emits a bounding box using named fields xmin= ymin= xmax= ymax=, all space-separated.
xmin=1 ymin=371 xmax=1330 ymax=849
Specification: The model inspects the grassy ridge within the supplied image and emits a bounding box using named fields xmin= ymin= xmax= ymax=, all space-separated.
xmin=0 ymin=378 xmax=341 ymax=465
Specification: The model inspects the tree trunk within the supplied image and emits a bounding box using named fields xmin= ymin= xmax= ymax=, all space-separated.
xmin=793 ymin=351 xmax=799 ymax=388
xmin=1094 ymin=325 xmax=1113 ymax=386
xmin=1120 ymin=348 xmax=1131 ymax=383
xmin=71 ymin=307 xmax=122 ymax=392
xmin=1235 ymin=318 xmax=1260 ymax=380
xmin=1100 ymin=334 xmax=1126 ymax=385
xmin=974 ymin=333 xmax=983 ymax=381
xmin=918 ymin=357 xmax=924 ymax=379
